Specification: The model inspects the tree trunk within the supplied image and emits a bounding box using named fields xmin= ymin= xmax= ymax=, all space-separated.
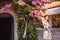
xmin=23 ymin=22 xmax=27 ymax=39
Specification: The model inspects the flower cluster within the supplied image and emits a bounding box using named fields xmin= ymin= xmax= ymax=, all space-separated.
xmin=18 ymin=0 xmax=51 ymax=20
xmin=31 ymin=0 xmax=51 ymax=10
xmin=1 ymin=3 xmax=12 ymax=11
xmin=29 ymin=10 xmax=41 ymax=20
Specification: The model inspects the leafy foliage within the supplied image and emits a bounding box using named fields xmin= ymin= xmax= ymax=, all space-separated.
xmin=17 ymin=16 xmax=39 ymax=40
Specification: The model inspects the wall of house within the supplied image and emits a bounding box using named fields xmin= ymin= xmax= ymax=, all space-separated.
xmin=44 ymin=1 xmax=60 ymax=28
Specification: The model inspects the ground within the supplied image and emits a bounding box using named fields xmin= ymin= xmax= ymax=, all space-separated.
xmin=38 ymin=28 xmax=60 ymax=40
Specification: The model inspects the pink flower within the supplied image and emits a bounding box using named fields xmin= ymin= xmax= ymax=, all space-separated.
xmin=32 ymin=1 xmax=37 ymax=5
xmin=4 ymin=4 xmax=12 ymax=9
xmin=40 ymin=7 xmax=46 ymax=11
xmin=36 ymin=5 xmax=41 ymax=10
xmin=1 ymin=7 xmax=7 ymax=11
xmin=25 ymin=4 xmax=30 ymax=7
xmin=1 ymin=3 xmax=12 ymax=11
xmin=29 ymin=10 xmax=41 ymax=20
xmin=18 ymin=0 xmax=25 ymax=6
xmin=32 ymin=0 xmax=41 ymax=6
xmin=36 ymin=6 xmax=46 ymax=11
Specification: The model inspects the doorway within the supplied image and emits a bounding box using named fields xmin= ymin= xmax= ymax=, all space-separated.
xmin=0 ymin=13 xmax=14 ymax=40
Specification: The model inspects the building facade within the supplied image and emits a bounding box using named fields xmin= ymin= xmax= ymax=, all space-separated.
xmin=45 ymin=1 xmax=60 ymax=28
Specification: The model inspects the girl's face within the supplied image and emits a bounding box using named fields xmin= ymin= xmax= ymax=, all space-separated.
xmin=45 ymin=16 xmax=48 ymax=20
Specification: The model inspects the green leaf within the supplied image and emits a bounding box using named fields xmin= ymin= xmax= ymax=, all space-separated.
xmin=23 ymin=6 xmax=37 ymax=12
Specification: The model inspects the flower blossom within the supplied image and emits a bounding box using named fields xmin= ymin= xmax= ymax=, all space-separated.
xmin=36 ymin=6 xmax=46 ymax=12
xmin=32 ymin=1 xmax=37 ymax=5
xmin=1 ymin=3 xmax=12 ymax=11
xmin=39 ymin=7 xmax=46 ymax=11
xmin=25 ymin=4 xmax=30 ymax=7
xmin=32 ymin=0 xmax=41 ymax=6
xmin=18 ymin=0 xmax=25 ymax=6
xmin=29 ymin=10 xmax=41 ymax=20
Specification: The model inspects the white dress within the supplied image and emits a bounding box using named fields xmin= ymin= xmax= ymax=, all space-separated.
xmin=43 ymin=29 xmax=52 ymax=40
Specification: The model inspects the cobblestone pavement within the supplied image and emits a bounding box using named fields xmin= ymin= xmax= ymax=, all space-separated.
xmin=38 ymin=28 xmax=60 ymax=40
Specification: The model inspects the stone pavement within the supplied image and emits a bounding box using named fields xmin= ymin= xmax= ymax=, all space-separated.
xmin=38 ymin=28 xmax=60 ymax=40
